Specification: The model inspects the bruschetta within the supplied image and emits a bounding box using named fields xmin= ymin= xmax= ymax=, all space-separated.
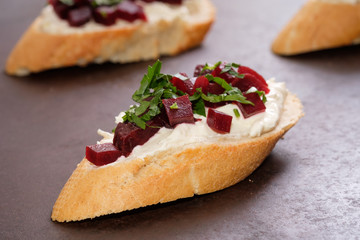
xmin=272 ymin=0 xmax=360 ymax=55
xmin=6 ymin=0 xmax=215 ymax=76
xmin=51 ymin=60 xmax=304 ymax=222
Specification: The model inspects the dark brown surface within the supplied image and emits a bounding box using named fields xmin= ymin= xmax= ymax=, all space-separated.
xmin=1 ymin=0 xmax=359 ymax=239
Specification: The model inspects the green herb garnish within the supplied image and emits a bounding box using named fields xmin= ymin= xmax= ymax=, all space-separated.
xmin=100 ymin=10 xmax=108 ymax=18
xmin=256 ymin=91 xmax=267 ymax=103
xmin=246 ymin=89 xmax=268 ymax=104
xmin=220 ymin=62 xmax=244 ymax=79
xmin=121 ymin=60 xmax=257 ymax=129
xmin=59 ymin=0 xmax=74 ymax=6
xmin=122 ymin=60 xmax=177 ymax=129
xmin=233 ymin=109 xmax=240 ymax=118
xmin=202 ymin=74 xmax=254 ymax=105
xmin=170 ymin=102 xmax=179 ymax=110
xmin=201 ymin=61 xmax=244 ymax=79
xmin=201 ymin=61 xmax=222 ymax=73
xmin=91 ymin=0 xmax=123 ymax=7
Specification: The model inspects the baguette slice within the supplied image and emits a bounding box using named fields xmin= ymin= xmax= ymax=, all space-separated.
xmin=272 ymin=0 xmax=360 ymax=55
xmin=5 ymin=0 xmax=215 ymax=76
xmin=51 ymin=92 xmax=303 ymax=222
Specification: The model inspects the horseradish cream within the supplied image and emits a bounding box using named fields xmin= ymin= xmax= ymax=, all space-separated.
xmin=97 ymin=78 xmax=287 ymax=162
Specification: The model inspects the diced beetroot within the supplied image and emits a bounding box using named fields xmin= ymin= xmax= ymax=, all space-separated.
xmin=234 ymin=92 xmax=266 ymax=118
xmin=158 ymin=0 xmax=182 ymax=4
xmin=162 ymin=95 xmax=194 ymax=127
xmin=93 ymin=6 xmax=118 ymax=26
xmin=67 ymin=5 xmax=92 ymax=27
xmin=49 ymin=0 xmax=71 ymax=19
xmin=193 ymin=64 xmax=204 ymax=77
xmin=86 ymin=143 xmax=122 ymax=166
xmin=207 ymin=108 xmax=233 ymax=134
xmin=73 ymin=0 xmax=89 ymax=6
xmin=140 ymin=0 xmax=182 ymax=3
xmin=113 ymin=116 xmax=164 ymax=157
xmin=231 ymin=73 xmax=269 ymax=93
xmin=170 ymin=74 xmax=194 ymax=95
xmin=117 ymin=1 xmax=147 ymax=22
xmin=193 ymin=76 xmax=209 ymax=94
xmin=205 ymin=101 xmax=227 ymax=108
xmin=238 ymin=65 xmax=267 ymax=85
xmin=208 ymin=82 xmax=225 ymax=95
xmin=203 ymin=82 xmax=226 ymax=108
xmin=211 ymin=63 xmax=235 ymax=83
xmin=193 ymin=64 xmax=212 ymax=77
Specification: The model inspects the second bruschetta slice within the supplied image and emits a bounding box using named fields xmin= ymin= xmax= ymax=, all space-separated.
xmin=6 ymin=0 xmax=215 ymax=76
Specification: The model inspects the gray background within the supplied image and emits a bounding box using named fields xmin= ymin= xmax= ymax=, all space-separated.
xmin=1 ymin=0 xmax=359 ymax=239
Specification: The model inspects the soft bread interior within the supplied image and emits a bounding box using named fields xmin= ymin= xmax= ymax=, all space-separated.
xmin=272 ymin=0 xmax=360 ymax=55
xmin=51 ymin=93 xmax=303 ymax=222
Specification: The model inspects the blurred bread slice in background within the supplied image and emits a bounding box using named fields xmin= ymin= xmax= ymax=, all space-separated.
xmin=272 ymin=0 xmax=360 ymax=55
xmin=5 ymin=0 xmax=215 ymax=76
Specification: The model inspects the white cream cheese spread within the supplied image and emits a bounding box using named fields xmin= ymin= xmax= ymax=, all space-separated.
xmin=38 ymin=0 xmax=198 ymax=34
xmin=97 ymin=78 xmax=288 ymax=163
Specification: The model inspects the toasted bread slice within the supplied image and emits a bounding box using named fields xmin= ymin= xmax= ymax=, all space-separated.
xmin=272 ymin=0 xmax=360 ymax=55
xmin=5 ymin=0 xmax=215 ymax=76
xmin=51 ymin=92 xmax=303 ymax=222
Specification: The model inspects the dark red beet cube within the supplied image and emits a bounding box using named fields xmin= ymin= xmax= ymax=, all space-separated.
xmin=49 ymin=0 xmax=71 ymax=19
xmin=204 ymin=82 xmax=226 ymax=108
xmin=158 ymin=0 xmax=182 ymax=4
xmin=211 ymin=63 xmax=235 ymax=83
xmin=94 ymin=6 xmax=118 ymax=26
xmin=208 ymin=82 xmax=225 ymax=95
xmin=231 ymin=73 xmax=269 ymax=93
xmin=238 ymin=65 xmax=267 ymax=86
xmin=86 ymin=143 xmax=122 ymax=166
xmin=117 ymin=1 xmax=147 ymax=22
xmin=113 ymin=116 xmax=164 ymax=157
xmin=193 ymin=64 xmax=204 ymax=77
xmin=205 ymin=101 xmax=227 ymax=108
xmin=207 ymin=108 xmax=233 ymax=134
xmin=73 ymin=0 xmax=90 ymax=6
xmin=234 ymin=92 xmax=266 ymax=118
xmin=162 ymin=95 xmax=194 ymax=127
xmin=193 ymin=76 xmax=209 ymax=94
xmin=194 ymin=64 xmax=212 ymax=77
xmin=67 ymin=5 xmax=92 ymax=27
xmin=170 ymin=74 xmax=194 ymax=95
xmin=140 ymin=0 xmax=182 ymax=3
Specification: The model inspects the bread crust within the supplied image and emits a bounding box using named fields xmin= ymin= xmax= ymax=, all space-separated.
xmin=5 ymin=0 xmax=215 ymax=76
xmin=272 ymin=0 xmax=360 ymax=55
xmin=51 ymin=93 xmax=303 ymax=222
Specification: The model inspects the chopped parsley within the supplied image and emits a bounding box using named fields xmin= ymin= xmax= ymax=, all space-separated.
xmin=220 ymin=62 xmax=244 ymax=79
xmin=246 ymin=89 xmax=268 ymax=103
xmin=59 ymin=0 xmax=74 ymax=5
xmin=122 ymin=60 xmax=261 ymax=129
xmin=233 ymin=109 xmax=240 ymax=118
xmin=170 ymin=102 xmax=179 ymax=110
xmin=91 ymin=0 xmax=124 ymax=7
xmin=201 ymin=61 xmax=221 ymax=73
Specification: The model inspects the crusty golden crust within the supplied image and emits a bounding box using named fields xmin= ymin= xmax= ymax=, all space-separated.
xmin=272 ymin=0 xmax=360 ymax=55
xmin=51 ymin=93 xmax=303 ymax=222
xmin=5 ymin=0 xmax=215 ymax=76
xmin=5 ymin=21 xmax=141 ymax=76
